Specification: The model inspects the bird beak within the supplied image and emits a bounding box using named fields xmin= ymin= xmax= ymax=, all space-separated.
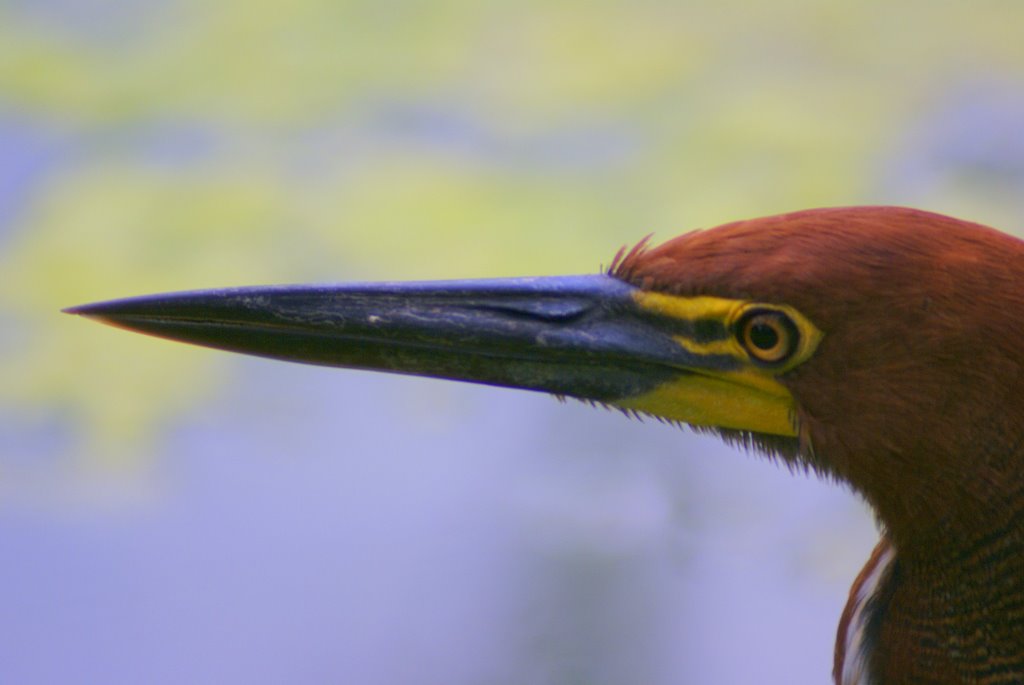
xmin=65 ymin=274 xmax=798 ymax=436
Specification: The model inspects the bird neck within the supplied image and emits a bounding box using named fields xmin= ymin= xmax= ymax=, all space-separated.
xmin=855 ymin=476 xmax=1024 ymax=683
xmin=862 ymin=517 xmax=1024 ymax=683
xmin=888 ymin=471 xmax=1024 ymax=559
xmin=831 ymin=402 xmax=1024 ymax=684
xmin=875 ymin=387 xmax=1024 ymax=551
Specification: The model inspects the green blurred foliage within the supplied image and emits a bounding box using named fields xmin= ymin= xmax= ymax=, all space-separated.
xmin=2 ymin=0 xmax=1024 ymax=468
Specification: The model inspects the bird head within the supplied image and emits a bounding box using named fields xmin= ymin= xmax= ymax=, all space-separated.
xmin=614 ymin=206 xmax=1024 ymax=555
xmin=67 ymin=206 xmax=1024 ymax=557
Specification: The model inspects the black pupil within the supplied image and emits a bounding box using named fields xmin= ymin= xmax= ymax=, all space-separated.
xmin=749 ymin=321 xmax=779 ymax=350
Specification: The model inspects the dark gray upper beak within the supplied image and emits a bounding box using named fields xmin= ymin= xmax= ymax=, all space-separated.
xmin=66 ymin=274 xmax=729 ymax=404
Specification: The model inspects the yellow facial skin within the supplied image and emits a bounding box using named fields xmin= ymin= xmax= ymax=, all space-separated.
xmin=613 ymin=292 xmax=822 ymax=437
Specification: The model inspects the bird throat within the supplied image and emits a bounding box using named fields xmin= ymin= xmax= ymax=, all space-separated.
xmin=869 ymin=532 xmax=1024 ymax=682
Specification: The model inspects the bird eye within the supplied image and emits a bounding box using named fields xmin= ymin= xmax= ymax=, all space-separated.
xmin=738 ymin=310 xmax=799 ymax=364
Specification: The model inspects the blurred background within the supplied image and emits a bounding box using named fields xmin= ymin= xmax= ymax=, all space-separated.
xmin=3 ymin=1 xmax=1024 ymax=683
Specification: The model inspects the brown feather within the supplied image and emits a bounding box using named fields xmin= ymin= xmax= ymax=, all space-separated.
xmin=615 ymin=206 xmax=1024 ymax=684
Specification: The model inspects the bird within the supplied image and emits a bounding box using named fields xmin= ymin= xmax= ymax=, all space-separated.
xmin=65 ymin=205 xmax=1024 ymax=684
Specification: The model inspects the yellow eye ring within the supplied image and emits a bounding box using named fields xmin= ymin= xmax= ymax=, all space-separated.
xmin=738 ymin=309 xmax=799 ymax=364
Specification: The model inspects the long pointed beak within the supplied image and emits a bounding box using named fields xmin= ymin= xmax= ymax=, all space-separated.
xmin=66 ymin=274 xmax=808 ymax=436
xmin=65 ymin=275 xmax=710 ymax=404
